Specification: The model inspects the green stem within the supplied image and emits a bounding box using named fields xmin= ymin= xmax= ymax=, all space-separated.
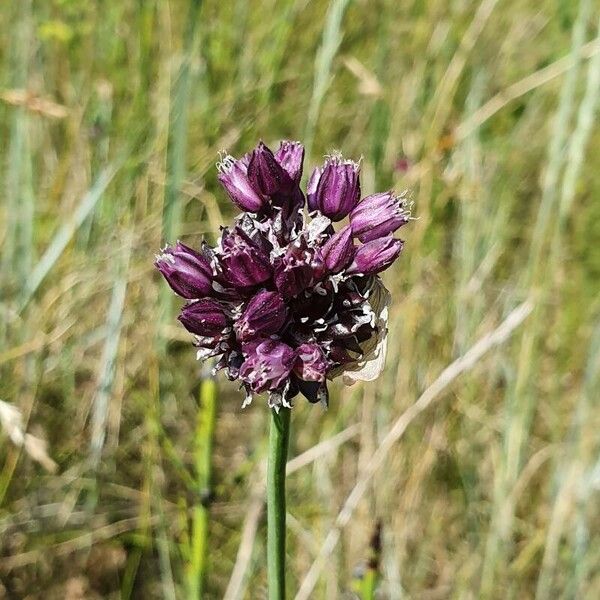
xmin=187 ymin=376 xmax=217 ymax=599
xmin=360 ymin=568 xmax=376 ymax=600
xmin=267 ymin=407 xmax=291 ymax=600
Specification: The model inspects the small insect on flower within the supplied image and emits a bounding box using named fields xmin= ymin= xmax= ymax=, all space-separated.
xmin=155 ymin=140 xmax=410 ymax=409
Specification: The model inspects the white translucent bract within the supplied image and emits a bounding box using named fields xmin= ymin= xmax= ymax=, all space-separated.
xmin=341 ymin=279 xmax=390 ymax=385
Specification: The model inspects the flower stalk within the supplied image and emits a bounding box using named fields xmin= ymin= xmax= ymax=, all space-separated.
xmin=267 ymin=407 xmax=291 ymax=600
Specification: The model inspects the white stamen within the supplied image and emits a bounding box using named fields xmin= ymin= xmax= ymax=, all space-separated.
xmin=216 ymin=151 xmax=236 ymax=173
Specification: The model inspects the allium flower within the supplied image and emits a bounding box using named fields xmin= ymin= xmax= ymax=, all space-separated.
xmin=320 ymin=225 xmax=354 ymax=273
xmin=347 ymin=235 xmax=404 ymax=276
xmin=217 ymin=153 xmax=266 ymax=213
xmin=178 ymin=298 xmax=229 ymax=338
xmin=235 ymin=290 xmax=288 ymax=341
xmin=275 ymin=140 xmax=305 ymax=183
xmin=307 ymin=154 xmax=361 ymax=221
xmin=155 ymin=140 xmax=410 ymax=409
xmin=155 ymin=242 xmax=214 ymax=299
xmin=248 ymin=141 xmax=295 ymax=197
xmin=218 ymin=224 xmax=273 ymax=289
xmin=349 ymin=191 xmax=410 ymax=242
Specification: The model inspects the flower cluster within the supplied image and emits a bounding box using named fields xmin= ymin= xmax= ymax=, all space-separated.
xmin=156 ymin=140 xmax=410 ymax=409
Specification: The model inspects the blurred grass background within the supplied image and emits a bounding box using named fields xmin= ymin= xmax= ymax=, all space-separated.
xmin=1 ymin=0 xmax=600 ymax=598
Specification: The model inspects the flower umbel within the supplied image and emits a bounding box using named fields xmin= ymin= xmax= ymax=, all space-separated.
xmin=156 ymin=139 xmax=410 ymax=408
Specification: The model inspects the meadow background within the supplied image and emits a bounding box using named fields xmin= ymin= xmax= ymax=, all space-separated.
xmin=1 ymin=0 xmax=600 ymax=598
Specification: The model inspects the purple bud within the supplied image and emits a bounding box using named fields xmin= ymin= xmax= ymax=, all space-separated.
xmin=346 ymin=236 xmax=404 ymax=276
xmin=217 ymin=154 xmax=266 ymax=213
xmin=306 ymin=166 xmax=322 ymax=212
xmin=311 ymin=155 xmax=361 ymax=221
xmin=320 ymin=225 xmax=355 ymax=273
xmin=294 ymin=343 xmax=328 ymax=382
xmin=274 ymin=140 xmax=305 ymax=184
xmin=274 ymin=237 xmax=324 ymax=298
xmin=349 ymin=191 xmax=410 ymax=242
xmin=218 ymin=226 xmax=272 ymax=288
xmin=239 ymin=339 xmax=296 ymax=393
xmin=178 ymin=298 xmax=229 ymax=337
xmin=235 ymin=290 xmax=288 ymax=341
xmin=155 ymin=242 xmax=213 ymax=299
xmin=247 ymin=141 xmax=294 ymax=197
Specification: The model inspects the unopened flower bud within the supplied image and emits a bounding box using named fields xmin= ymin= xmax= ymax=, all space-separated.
xmin=155 ymin=242 xmax=213 ymax=299
xmin=309 ymin=155 xmax=360 ymax=221
xmin=178 ymin=298 xmax=229 ymax=338
xmin=235 ymin=290 xmax=288 ymax=341
xmin=274 ymin=140 xmax=305 ymax=184
xmin=248 ymin=141 xmax=294 ymax=197
xmin=218 ymin=154 xmax=266 ymax=213
xmin=346 ymin=236 xmax=404 ymax=276
xmin=320 ymin=225 xmax=354 ymax=273
xmin=350 ymin=191 xmax=410 ymax=242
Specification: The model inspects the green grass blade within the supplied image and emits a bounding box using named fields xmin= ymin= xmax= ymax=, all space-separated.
xmin=304 ymin=0 xmax=351 ymax=159
xmin=187 ymin=374 xmax=217 ymax=599
xmin=19 ymin=164 xmax=119 ymax=312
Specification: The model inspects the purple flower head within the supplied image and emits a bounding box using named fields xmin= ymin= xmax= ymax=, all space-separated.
xmin=155 ymin=140 xmax=411 ymax=409
xmin=155 ymin=242 xmax=213 ymax=299
xmin=235 ymin=290 xmax=288 ymax=341
xmin=347 ymin=235 xmax=404 ymax=276
xmin=217 ymin=153 xmax=266 ymax=213
xmin=309 ymin=154 xmax=361 ymax=221
xmin=350 ymin=191 xmax=410 ymax=242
